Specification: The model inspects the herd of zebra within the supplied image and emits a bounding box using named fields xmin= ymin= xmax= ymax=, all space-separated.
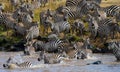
xmin=1 ymin=0 xmax=120 ymax=69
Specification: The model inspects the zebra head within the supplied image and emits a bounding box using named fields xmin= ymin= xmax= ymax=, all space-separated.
xmin=56 ymin=5 xmax=64 ymax=14
xmin=38 ymin=51 xmax=45 ymax=61
xmin=75 ymin=50 xmax=87 ymax=59
xmin=87 ymin=1 xmax=100 ymax=12
xmin=3 ymin=54 xmax=23 ymax=69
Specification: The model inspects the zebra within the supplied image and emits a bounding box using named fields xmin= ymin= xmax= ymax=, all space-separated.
xmin=56 ymin=6 xmax=79 ymax=19
xmin=24 ymin=42 xmax=35 ymax=55
xmin=102 ymin=5 xmax=120 ymax=17
xmin=3 ymin=58 xmax=32 ymax=69
xmin=48 ymin=34 xmax=58 ymax=39
xmin=71 ymin=20 xmax=85 ymax=36
xmin=65 ymin=0 xmax=81 ymax=6
xmin=45 ymin=18 xmax=70 ymax=36
xmin=115 ymin=12 xmax=120 ymax=22
xmin=40 ymin=11 xmax=52 ymax=34
xmin=19 ymin=6 xmax=34 ymax=18
xmin=10 ymin=0 xmax=20 ymax=9
xmin=25 ymin=24 xmax=39 ymax=43
xmin=40 ymin=0 xmax=48 ymax=7
xmin=106 ymin=41 xmax=120 ymax=61
xmin=38 ymin=51 xmax=67 ymax=64
xmin=32 ymin=40 xmax=45 ymax=51
xmin=87 ymin=15 xmax=98 ymax=38
xmin=92 ymin=8 xmax=107 ymax=21
xmin=95 ymin=21 xmax=120 ymax=42
xmin=0 ymin=3 xmax=4 ymax=13
xmin=43 ymin=38 xmax=64 ymax=53
xmin=58 ymin=0 xmax=100 ymax=19
xmin=12 ymin=4 xmax=34 ymax=19
xmin=52 ymin=12 xmax=68 ymax=23
xmin=74 ymin=38 xmax=93 ymax=59
xmin=17 ymin=13 xmax=33 ymax=28
xmin=87 ymin=0 xmax=102 ymax=5
xmin=12 ymin=8 xmax=21 ymax=20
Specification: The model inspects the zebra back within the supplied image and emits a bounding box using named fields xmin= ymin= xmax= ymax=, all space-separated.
xmin=65 ymin=0 xmax=81 ymax=7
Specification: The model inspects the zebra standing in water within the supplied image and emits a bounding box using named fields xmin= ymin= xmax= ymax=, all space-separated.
xmin=74 ymin=38 xmax=93 ymax=59
xmin=106 ymin=41 xmax=120 ymax=61
xmin=43 ymin=38 xmax=64 ymax=53
xmin=3 ymin=55 xmax=32 ymax=69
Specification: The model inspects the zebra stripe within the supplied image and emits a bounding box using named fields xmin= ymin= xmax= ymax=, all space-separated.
xmin=103 ymin=5 xmax=120 ymax=17
xmin=44 ymin=39 xmax=64 ymax=52
xmin=49 ymin=21 xmax=70 ymax=35
xmin=65 ymin=0 xmax=81 ymax=6
xmin=96 ymin=20 xmax=119 ymax=42
xmin=40 ymin=0 xmax=48 ymax=7
xmin=107 ymin=41 xmax=120 ymax=61
xmin=71 ymin=20 xmax=85 ymax=36
xmin=17 ymin=61 xmax=32 ymax=68
xmin=25 ymin=25 xmax=39 ymax=42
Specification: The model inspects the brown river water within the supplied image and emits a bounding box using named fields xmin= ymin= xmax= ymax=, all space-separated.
xmin=0 ymin=52 xmax=120 ymax=72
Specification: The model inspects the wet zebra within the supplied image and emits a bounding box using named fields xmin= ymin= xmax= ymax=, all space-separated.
xmin=38 ymin=51 xmax=67 ymax=64
xmin=74 ymin=38 xmax=93 ymax=59
xmin=24 ymin=43 xmax=35 ymax=55
xmin=106 ymin=41 xmax=120 ymax=61
xmin=102 ymin=5 xmax=120 ymax=17
xmin=3 ymin=58 xmax=32 ymax=69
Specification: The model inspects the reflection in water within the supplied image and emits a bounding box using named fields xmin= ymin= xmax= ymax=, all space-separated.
xmin=0 ymin=52 xmax=120 ymax=72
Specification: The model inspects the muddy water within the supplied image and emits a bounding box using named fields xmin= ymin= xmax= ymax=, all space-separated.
xmin=0 ymin=52 xmax=120 ymax=72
